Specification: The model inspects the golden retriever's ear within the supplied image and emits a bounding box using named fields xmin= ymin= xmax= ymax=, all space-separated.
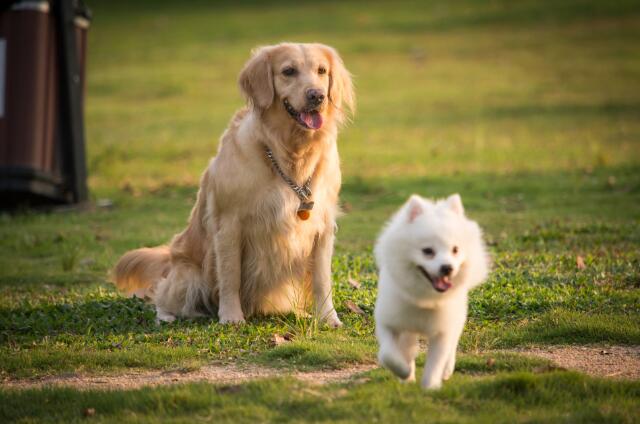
xmin=321 ymin=45 xmax=355 ymax=123
xmin=238 ymin=47 xmax=274 ymax=110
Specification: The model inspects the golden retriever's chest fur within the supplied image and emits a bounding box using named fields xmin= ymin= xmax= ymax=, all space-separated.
xmin=204 ymin=112 xmax=339 ymax=315
xmin=240 ymin=183 xmax=331 ymax=314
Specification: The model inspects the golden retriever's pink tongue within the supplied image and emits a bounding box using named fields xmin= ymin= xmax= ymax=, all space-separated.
xmin=300 ymin=111 xmax=323 ymax=129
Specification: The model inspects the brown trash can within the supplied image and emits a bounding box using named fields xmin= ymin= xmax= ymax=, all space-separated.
xmin=0 ymin=0 xmax=90 ymax=208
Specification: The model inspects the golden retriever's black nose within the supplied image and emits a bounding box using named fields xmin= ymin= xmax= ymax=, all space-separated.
xmin=306 ymin=89 xmax=325 ymax=107
xmin=440 ymin=264 xmax=453 ymax=276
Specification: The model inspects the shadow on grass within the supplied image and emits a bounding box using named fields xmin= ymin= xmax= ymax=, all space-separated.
xmin=0 ymin=297 xmax=159 ymax=342
xmin=253 ymin=332 xmax=376 ymax=370
xmin=463 ymin=309 xmax=640 ymax=350
xmin=2 ymin=367 xmax=639 ymax=423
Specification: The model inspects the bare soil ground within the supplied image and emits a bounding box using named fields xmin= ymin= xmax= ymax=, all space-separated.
xmin=511 ymin=345 xmax=640 ymax=379
xmin=3 ymin=346 xmax=638 ymax=391
xmin=2 ymin=363 xmax=377 ymax=391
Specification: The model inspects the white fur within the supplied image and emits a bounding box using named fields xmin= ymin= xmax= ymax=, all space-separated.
xmin=374 ymin=194 xmax=490 ymax=389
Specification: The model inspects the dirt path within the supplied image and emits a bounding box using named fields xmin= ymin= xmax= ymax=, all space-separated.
xmin=2 ymin=363 xmax=377 ymax=391
xmin=3 ymin=346 xmax=638 ymax=391
xmin=510 ymin=345 xmax=640 ymax=379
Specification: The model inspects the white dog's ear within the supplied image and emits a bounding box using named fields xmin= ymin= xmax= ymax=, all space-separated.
xmin=238 ymin=46 xmax=274 ymax=111
xmin=319 ymin=44 xmax=355 ymax=124
xmin=446 ymin=193 xmax=465 ymax=216
xmin=406 ymin=195 xmax=424 ymax=222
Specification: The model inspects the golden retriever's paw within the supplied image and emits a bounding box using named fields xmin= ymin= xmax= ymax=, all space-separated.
xmin=219 ymin=316 xmax=246 ymax=324
xmin=324 ymin=313 xmax=343 ymax=329
xmin=155 ymin=308 xmax=176 ymax=324
xmin=218 ymin=311 xmax=246 ymax=325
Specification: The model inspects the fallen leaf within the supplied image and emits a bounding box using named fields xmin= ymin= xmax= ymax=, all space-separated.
xmin=271 ymin=333 xmax=288 ymax=346
xmin=347 ymin=276 xmax=361 ymax=289
xmin=576 ymin=255 xmax=586 ymax=270
xmin=344 ymin=300 xmax=365 ymax=315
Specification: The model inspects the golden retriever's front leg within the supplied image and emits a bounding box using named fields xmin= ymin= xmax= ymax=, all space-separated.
xmin=312 ymin=228 xmax=342 ymax=328
xmin=215 ymin=217 xmax=245 ymax=324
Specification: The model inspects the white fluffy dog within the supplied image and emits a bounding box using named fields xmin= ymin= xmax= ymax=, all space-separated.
xmin=374 ymin=194 xmax=490 ymax=389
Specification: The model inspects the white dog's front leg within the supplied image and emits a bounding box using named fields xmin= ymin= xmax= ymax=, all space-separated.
xmin=442 ymin=331 xmax=463 ymax=381
xmin=311 ymin=229 xmax=342 ymax=328
xmin=421 ymin=333 xmax=453 ymax=390
xmin=376 ymin=325 xmax=411 ymax=380
xmin=215 ymin=217 xmax=245 ymax=324
xmin=398 ymin=332 xmax=419 ymax=382
xmin=442 ymin=301 xmax=467 ymax=381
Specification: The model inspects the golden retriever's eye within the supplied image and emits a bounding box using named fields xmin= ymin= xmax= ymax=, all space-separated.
xmin=422 ymin=247 xmax=435 ymax=257
xmin=318 ymin=66 xmax=327 ymax=75
xmin=282 ymin=67 xmax=297 ymax=77
xmin=452 ymin=246 xmax=459 ymax=255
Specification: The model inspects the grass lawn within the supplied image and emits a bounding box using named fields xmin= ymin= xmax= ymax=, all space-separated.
xmin=1 ymin=0 xmax=639 ymax=421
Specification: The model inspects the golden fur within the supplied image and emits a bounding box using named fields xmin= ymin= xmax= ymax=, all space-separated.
xmin=112 ymin=43 xmax=355 ymax=325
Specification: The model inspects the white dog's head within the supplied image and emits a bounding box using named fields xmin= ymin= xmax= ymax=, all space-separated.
xmin=376 ymin=194 xmax=489 ymax=296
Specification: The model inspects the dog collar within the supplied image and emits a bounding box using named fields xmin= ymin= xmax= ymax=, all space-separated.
xmin=265 ymin=147 xmax=315 ymax=220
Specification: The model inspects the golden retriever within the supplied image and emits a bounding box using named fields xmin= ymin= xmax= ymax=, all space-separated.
xmin=112 ymin=43 xmax=355 ymax=326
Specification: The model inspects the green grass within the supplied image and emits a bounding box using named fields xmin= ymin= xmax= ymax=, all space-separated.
xmin=2 ymin=366 xmax=639 ymax=423
xmin=1 ymin=0 xmax=639 ymax=421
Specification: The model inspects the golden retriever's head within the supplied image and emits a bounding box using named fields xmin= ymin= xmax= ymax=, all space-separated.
xmin=239 ymin=43 xmax=355 ymax=132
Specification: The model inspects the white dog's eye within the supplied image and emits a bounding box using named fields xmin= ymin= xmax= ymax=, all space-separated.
xmin=452 ymin=246 xmax=459 ymax=255
xmin=422 ymin=247 xmax=435 ymax=256
xmin=318 ymin=66 xmax=327 ymax=75
xmin=282 ymin=67 xmax=297 ymax=76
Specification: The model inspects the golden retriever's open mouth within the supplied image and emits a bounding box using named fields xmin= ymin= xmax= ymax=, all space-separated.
xmin=417 ymin=265 xmax=452 ymax=293
xmin=283 ymin=99 xmax=323 ymax=130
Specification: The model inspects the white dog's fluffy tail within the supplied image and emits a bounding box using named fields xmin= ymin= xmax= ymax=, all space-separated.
xmin=111 ymin=246 xmax=171 ymax=298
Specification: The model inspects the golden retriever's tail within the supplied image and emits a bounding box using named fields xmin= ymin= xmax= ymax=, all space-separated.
xmin=111 ymin=246 xmax=171 ymax=298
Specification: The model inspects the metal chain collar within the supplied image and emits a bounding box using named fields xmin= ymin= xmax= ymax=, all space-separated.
xmin=265 ymin=147 xmax=312 ymax=201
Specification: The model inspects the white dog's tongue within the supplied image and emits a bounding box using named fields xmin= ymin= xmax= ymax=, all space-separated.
xmin=433 ymin=277 xmax=452 ymax=292
xmin=300 ymin=111 xmax=323 ymax=130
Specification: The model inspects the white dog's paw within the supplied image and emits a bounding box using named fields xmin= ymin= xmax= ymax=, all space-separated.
xmin=421 ymin=376 xmax=443 ymax=390
xmin=442 ymin=364 xmax=454 ymax=381
xmin=378 ymin=350 xmax=411 ymax=380
xmin=401 ymin=370 xmax=416 ymax=383
xmin=218 ymin=308 xmax=245 ymax=325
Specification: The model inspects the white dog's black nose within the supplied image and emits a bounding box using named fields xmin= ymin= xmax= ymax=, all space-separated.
xmin=440 ymin=264 xmax=453 ymax=276
xmin=306 ymin=89 xmax=325 ymax=106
